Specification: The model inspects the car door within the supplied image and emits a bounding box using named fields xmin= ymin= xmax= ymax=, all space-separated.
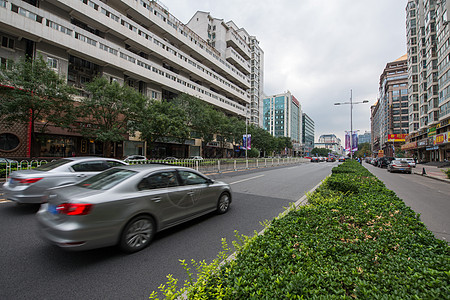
xmin=177 ymin=170 xmax=216 ymax=213
xmin=137 ymin=170 xmax=200 ymax=228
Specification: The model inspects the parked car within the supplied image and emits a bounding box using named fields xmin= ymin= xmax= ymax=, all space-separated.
xmin=3 ymin=157 xmax=127 ymax=204
xmin=36 ymin=164 xmax=232 ymax=253
xmin=387 ymin=160 xmax=412 ymax=174
xmin=189 ymin=156 xmax=204 ymax=160
xmin=400 ymin=158 xmax=416 ymax=168
xmin=123 ymin=155 xmax=147 ymax=162
xmin=377 ymin=157 xmax=395 ymax=168
xmin=310 ymin=157 xmax=319 ymax=162
xmin=163 ymin=157 xmax=178 ymax=161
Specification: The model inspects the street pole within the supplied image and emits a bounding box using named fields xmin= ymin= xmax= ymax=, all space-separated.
xmin=350 ymin=89 xmax=353 ymax=160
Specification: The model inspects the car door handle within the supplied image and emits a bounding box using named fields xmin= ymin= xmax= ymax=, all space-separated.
xmin=151 ymin=197 xmax=161 ymax=202
xmin=76 ymin=174 xmax=87 ymax=178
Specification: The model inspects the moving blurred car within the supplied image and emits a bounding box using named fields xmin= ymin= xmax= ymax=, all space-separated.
xmin=310 ymin=157 xmax=319 ymax=162
xmin=37 ymin=164 xmax=232 ymax=253
xmin=387 ymin=160 xmax=412 ymax=174
xmin=123 ymin=155 xmax=147 ymax=162
xmin=3 ymin=157 xmax=126 ymax=204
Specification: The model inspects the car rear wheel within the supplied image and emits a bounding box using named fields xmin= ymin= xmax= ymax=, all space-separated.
xmin=119 ymin=215 xmax=155 ymax=253
xmin=217 ymin=193 xmax=230 ymax=214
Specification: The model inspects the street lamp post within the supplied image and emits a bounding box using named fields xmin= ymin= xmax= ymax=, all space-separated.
xmin=334 ymin=90 xmax=369 ymax=160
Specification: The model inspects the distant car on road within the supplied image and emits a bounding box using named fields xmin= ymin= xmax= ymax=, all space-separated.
xmin=36 ymin=164 xmax=232 ymax=253
xmin=163 ymin=157 xmax=178 ymax=161
xmin=310 ymin=157 xmax=319 ymax=162
xmin=387 ymin=160 xmax=412 ymax=174
xmin=326 ymin=157 xmax=336 ymax=162
xmin=3 ymin=157 xmax=127 ymax=204
xmin=338 ymin=157 xmax=345 ymax=162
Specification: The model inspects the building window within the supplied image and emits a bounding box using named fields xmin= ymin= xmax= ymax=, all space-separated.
xmin=47 ymin=57 xmax=58 ymax=70
xmin=1 ymin=36 xmax=14 ymax=49
xmin=0 ymin=133 xmax=20 ymax=151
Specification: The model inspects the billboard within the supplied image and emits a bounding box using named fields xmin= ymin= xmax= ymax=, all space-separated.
xmin=388 ymin=134 xmax=408 ymax=142
xmin=243 ymin=134 xmax=251 ymax=150
xmin=345 ymin=131 xmax=358 ymax=153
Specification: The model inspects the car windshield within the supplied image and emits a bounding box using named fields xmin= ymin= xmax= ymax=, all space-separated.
xmin=77 ymin=168 xmax=137 ymax=190
xmin=34 ymin=159 xmax=71 ymax=171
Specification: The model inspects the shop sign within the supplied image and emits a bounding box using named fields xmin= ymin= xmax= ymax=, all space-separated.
xmin=426 ymin=146 xmax=439 ymax=151
xmin=378 ymin=150 xmax=384 ymax=157
xmin=428 ymin=126 xmax=437 ymax=137
xmin=437 ymin=119 xmax=449 ymax=129
xmin=434 ymin=132 xmax=448 ymax=145
xmin=401 ymin=141 xmax=417 ymax=150
xmin=388 ymin=134 xmax=408 ymax=142
xmin=417 ymin=139 xmax=428 ymax=147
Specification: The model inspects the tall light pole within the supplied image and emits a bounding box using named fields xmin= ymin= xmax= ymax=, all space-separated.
xmin=334 ymin=90 xmax=369 ymax=160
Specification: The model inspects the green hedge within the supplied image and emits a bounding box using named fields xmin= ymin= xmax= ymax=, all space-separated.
xmin=150 ymin=160 xmax=450 ymax=299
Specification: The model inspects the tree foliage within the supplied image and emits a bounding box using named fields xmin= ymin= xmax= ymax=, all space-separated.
xmin=311 ymin=147 xmax=332 ymax=157
xmin=0 ymin=55 xmax=76 ymax=157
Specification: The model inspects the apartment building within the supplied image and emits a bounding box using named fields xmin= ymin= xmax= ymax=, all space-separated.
xmin=403 ymin=0 xmax=450 ymax=162
xmin=371 ymin=55 xmax=409 ymax=157
xmin=358 ymin=131 xmax=371 ymax=145
xmin=0 ymin=0 xmax=255 ymax=159
xmin=302 ymin=113 xmax=315 ymax=156
xmin=262 ymin=91 xmax=302 ymax=155
xmin=186 ymin=11 xmax=264 ymax=126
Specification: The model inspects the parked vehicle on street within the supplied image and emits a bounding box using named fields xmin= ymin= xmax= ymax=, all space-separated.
xmin=189 ymin=156 xmax=204 ymax=160
xmin=3 ymin=157 xmax=127 ymax=204
xmin=377 ymin=157 xmax=395 ymax=168
xmin=36 ymin=164 xmax=232 ymax=253
xmin=163 ymin=157 xmax=178 ymax=161
xmin=387 ymin=160 xmax=412 ymax=174
xmin=123 ymin=155 xmax=147 ymax=162
xmin=400 ymin=158 xmax=416 ymax=168
xmin=338 ymin=157 xmax=345 ymax=162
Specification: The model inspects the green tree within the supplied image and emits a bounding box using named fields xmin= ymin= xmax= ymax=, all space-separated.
xmin=354 ymin=142 xmax=372 ymax=158
xmin=0 ymin=55 xmax=76 ymax=157
xmin=132 ymin=99 xmax=190 ymax=147
xmin=77 ymin=77 xmax=146 ymax=157
xmin=311 ymin=147 xmax=331 ymax=157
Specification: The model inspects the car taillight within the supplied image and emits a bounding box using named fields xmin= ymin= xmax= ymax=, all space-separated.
xmin=56 ymin=203 xmax=93 ymax=215
xmin=16 ymin=177 xmax=43 ymax=185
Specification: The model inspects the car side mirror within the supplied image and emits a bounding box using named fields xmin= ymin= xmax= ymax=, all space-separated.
xmin=206 ymin=178 xmax=214 ymax=185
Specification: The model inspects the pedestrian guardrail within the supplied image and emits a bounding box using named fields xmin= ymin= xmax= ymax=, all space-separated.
xmin=1 ymin=157 xmax=308 ymax=181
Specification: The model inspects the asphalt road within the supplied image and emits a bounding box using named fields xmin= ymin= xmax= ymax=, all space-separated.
xmin=0 ymin=161 xmax=334 ymax=300
xmin=364 ymin=162 xmax=450 ymax=243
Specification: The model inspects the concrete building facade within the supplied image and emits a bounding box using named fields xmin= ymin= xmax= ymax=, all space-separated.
xmin=315 ymin=134 xmax=342 ymax=155
xmin=0 ymin=0 xmax=260 ymax=159
xmin=302 ymin=113 xmax=315 ymax=156
xmin=403 ymin=0 xmax=450 ymax=162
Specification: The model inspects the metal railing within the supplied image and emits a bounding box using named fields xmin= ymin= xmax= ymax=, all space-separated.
xmin=1 ymin=157 xmax=308 ymax=181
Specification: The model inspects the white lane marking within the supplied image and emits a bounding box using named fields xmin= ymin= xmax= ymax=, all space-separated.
xmin=229 ymin=174 xmax=265 ymax=185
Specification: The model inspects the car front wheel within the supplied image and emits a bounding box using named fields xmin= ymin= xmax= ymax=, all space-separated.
xmin=119 ymin=215 xmax=155 ymax=253
xmin=217 ymin=193 xmax=231 ymax=214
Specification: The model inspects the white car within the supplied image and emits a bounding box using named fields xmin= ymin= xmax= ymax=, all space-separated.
xmin=400 ymin=158 xmax=416 ymax=168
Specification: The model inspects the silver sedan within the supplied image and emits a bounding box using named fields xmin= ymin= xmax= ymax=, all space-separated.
xmin=36 ymin=164 xmax=232 ymax=253
xmin=3 ymin=157 xmax=127 ymax=204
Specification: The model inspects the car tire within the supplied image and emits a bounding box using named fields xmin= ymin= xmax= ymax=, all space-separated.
xmin=216 ymin=192 xmax=231 ymax=214
xmin=119 ymin=215 xmax=155 ymax=253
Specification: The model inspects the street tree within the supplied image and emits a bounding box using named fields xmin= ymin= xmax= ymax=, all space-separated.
xmin=311 ymin=147 xmax=331 ymax=157
xmin=132 ymin=99 xmax=190 ymax=148
xmin=0 ymin=55 xmax=76 ymax=157
xmin=77 ymin=76 xmax=146 ymax=157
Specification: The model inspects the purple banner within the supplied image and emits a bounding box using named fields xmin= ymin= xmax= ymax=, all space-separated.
xmin=243 ymin=134 xmax=251 ymax=150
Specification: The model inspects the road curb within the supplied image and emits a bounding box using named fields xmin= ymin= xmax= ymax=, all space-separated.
xmin=412 ymin=171 xmax=450 ymax=184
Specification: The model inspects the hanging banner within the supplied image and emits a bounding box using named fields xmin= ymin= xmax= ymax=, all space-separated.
xmin=243 ymin=134 xmax=251 ymax=150
xmin=352 ymin=132 xmax=358 ymax=153
xmin=345 ymin=132 xmax=350 ymax=152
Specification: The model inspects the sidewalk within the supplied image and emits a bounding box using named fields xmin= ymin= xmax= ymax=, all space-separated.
xmin=413 ymin=164 xmax=450 ymax=184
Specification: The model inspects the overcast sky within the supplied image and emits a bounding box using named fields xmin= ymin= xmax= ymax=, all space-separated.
xmin=162 ymin=0 xmax=407 ymax=144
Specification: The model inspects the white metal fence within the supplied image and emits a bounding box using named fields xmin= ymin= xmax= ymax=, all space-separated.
xmin=1 ymin=157 xmax=308 ymax=181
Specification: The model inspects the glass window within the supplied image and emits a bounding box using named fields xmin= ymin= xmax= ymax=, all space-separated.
xmin=71 ymin=161 xmax=113 ymax=172
xmin=78 ymin=168 xmax=136 ymax=190
xmin=35 ymin=159 xmax=71 ymax=171
xmin=138 ymin=171 xmax=179 ymax=190
xmin=0 ymin=133 xmax=20 ymax=151
xmin=178 ymin=170 xmax=208 ymax=185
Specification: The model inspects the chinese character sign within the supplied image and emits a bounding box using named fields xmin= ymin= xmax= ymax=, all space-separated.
xmin=243 ymin=134 xmax=251 ymax=150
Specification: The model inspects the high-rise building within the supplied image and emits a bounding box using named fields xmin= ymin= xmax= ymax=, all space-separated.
xmin=358 ymin=131 xmax=371 ymax=145
xmin=302 ymin=113 xmax=315 ymax=156
xmin=371 ymin=55 xmax=408 ymax=157
xmin=186 ymin=12 xmax=264 ymax=126
xmin=403 ymin=0 xmax=450 ymax=162
xmin=263 ymin=92 xmax=302 ymax=155
xmin=0 ymin=0 xmax=257 ymax=158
